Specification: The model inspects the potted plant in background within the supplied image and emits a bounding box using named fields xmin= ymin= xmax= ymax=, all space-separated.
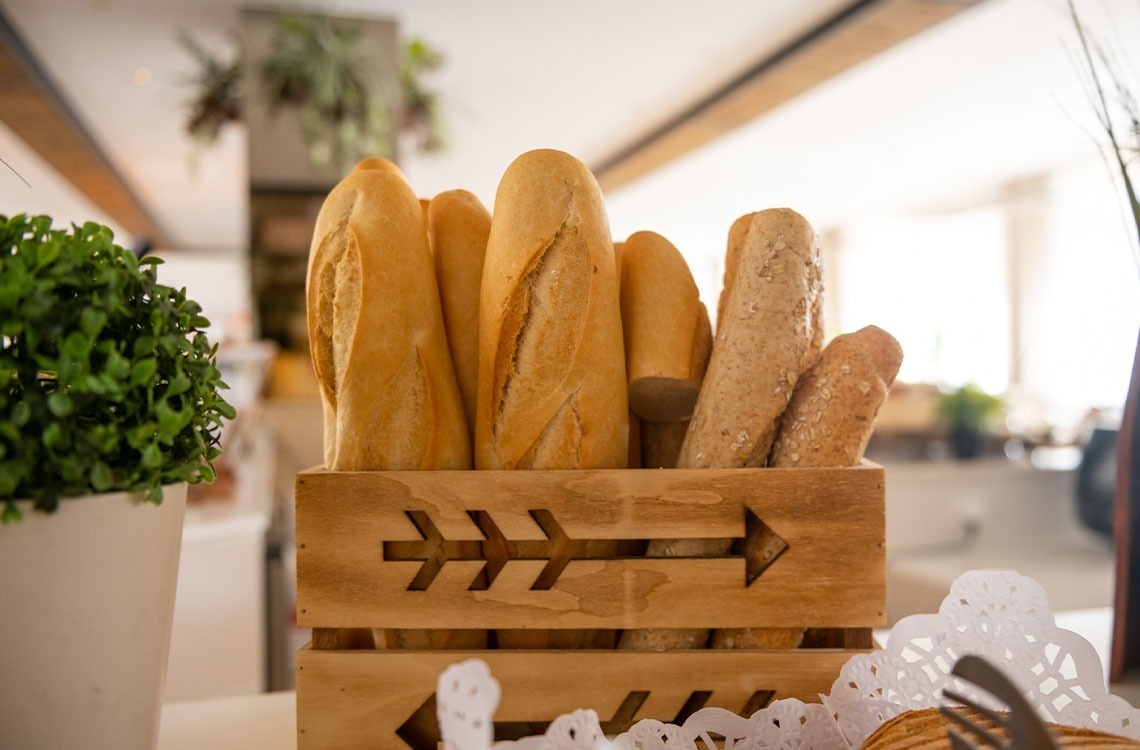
xmin=0 ymin=214 xmax=234 ymax=749
xmin=936 ymin=383 xmax=1004 ymax=459
xmin=179 ymin=29 xmax=242 ymax=148
xmin=259 ymin=12 xmax=392 ymax=171
xmin=178 ymin=17 xmax=447 ymax=165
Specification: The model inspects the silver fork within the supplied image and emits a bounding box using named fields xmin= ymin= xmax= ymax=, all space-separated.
xmin=939 ymin=654 xmax=1060 ymax=750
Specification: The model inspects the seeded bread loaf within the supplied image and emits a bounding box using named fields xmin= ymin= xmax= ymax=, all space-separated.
xmin=679 ymin=207 xmax=823 ymax=469
xmin=712 ymin=325 xmax=901 ymax=649
xmin=715 ymin=211 xmax=755 ymax=326
xmin=769 ymin=324 xmax=902 ymax=468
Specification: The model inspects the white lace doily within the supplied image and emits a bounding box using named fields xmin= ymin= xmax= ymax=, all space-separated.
xmin=436 ymin=569 xmax=1140 ymax=750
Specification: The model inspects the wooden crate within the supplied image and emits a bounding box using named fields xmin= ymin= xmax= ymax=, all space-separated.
xmin=295 ymin=465 xmax=885 ymax=749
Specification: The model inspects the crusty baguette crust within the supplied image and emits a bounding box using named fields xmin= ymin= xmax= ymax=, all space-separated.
xmin=475 ymin=148 xmax=628 ymax=470
xmin=679 ymin=208 xmax=823 ymax=469
xmin=769 ymin=324 xmax=902 ymax=468
xmin=861 ymin=706 xmax=1140 ymax=750
xmin=352 ymin=156 xmax=406 ymax=177
xmin=641 ymin=419 xmax=688 ymax=469
xmin=621 ymin=231 xmax=711 ymax=423
xmin=428 ymin=189 xmax=491 ymax=435
xmin=306 ymin=169 xmax=471 ymax=471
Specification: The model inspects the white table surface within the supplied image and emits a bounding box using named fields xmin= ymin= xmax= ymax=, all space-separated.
xmin=159 ymin=690 xmax=296 ymax=750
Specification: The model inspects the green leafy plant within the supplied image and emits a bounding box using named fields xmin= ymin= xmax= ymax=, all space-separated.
xmin=260 ymin=12 xmax=391 ymax=170
xmin=178 ymin=17 xmax=446 ymax=164
xmin=0 ymin=214 xmax=236 ymax=522
xmin=178 ymin=29 xmax=242 ymax=146
xmin=400 ymin=37 xmax=446 ymax=153
xmin=936 ymin=383 xmax=1004 ymax=434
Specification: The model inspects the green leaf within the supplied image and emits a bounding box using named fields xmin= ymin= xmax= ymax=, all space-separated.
xmin=10 ymin=401 xmax=30 ymax=427
xmin=80 ymin=307 xmax=107 ymax=338
xmin=46 ymin=392 xmax=73 ymax=417
xmin=90 ymin=461 xmax=113 ymax=491
xmin=42 ymin=422 xmax=68 ymax=451
xmin=105 ymin=347 xmax=130 ymax=381
xmin=141 ymin=441 xmax=163 ymax=469
xmin=130 ymin=357 xmax=158 ymax=387
xmin=166 ymin=372 xmax=192 ymax=396
xmin=1 ymin=502 xmax=22 ymax=524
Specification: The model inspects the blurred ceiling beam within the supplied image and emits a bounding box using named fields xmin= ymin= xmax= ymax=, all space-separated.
xmin=592 ymin=0 xmax=986 ymax=193
xmin=0 ymin=9 xmax=167 ymax=247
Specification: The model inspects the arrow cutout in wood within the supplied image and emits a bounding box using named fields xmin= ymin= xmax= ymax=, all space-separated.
xmin=382 ymin=507 xmax=788 ymax=591
xmin=395 ymin=689 xmax=777 ymax=749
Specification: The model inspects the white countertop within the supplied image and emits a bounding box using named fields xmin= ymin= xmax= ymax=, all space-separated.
xmin=159 ymin=691 xmax=296 ymax=750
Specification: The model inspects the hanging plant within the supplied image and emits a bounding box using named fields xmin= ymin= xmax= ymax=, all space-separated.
xmin=178 ymin=14 xmax=446 ymax=168
xmin=177 ymin=30 xmax=242 ymax=146
xmin=400 ymin=37 xmax=446 ymax=153
xmin=259 ymin=12 xmax=392 ymax=169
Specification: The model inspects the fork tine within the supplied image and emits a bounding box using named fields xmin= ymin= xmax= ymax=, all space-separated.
xmin=947 ymin=727 xmax=983 ymax=750
xmin=939 ymin=705 xmax=1006 ymax=749
xmin=949 ymin=656 xmax=1059 ymax=750
xmin=942 ymin=688 xmax=1007 ymax=728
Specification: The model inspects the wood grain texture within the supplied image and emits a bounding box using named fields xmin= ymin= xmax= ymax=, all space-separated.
xmin=0 ymin=17 xmax=165 ymax=244
xmin=295 ymin=465 xmax=885 ymax=630
xmin=295 ymin=647 xmax=863 ymax=749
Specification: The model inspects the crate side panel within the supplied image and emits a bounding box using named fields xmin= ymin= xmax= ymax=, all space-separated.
xmin=295 ymin=648 xmax=861 ymax=749
xmin=295 ymin=467 xmax=884 ymax=630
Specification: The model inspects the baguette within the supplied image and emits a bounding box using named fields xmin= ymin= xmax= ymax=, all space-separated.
xmin=640 ymin=419 xmax=688 ymax=469
xmin=620 ymin=208 xmax=822 ymax=652
xmin=474 ymin=148 xmax=628 ymax=470
xmin=476 ymin=148 xmax=628 ymax=649
xmin=306 ymin=168 xmax=471 ymax=472
xmin=428 ymin=189 xmax=492 ymax=434
xmin=621 ymin=231 xmax=712 ymax=423
xmin=307 ymin=165 xmax=480 ymax=658
xmin=352 ymin=156 xmax=406 ymax=177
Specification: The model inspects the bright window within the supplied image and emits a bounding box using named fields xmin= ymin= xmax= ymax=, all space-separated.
xmin=835 ymin=208 xmax=1011 ymax=394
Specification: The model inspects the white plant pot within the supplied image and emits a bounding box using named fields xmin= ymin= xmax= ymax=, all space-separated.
xmin=0 ymin=483 xmax=188 ymax=750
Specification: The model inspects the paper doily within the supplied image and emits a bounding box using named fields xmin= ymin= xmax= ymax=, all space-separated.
xmin=436 ymin=569 xmax=1140 ymax=750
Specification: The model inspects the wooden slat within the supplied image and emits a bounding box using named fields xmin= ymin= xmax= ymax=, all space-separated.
xmin=0 ymin=10 xmax=166 ymax=245
xmin=1112 ymin=332 xmax=1140 ymax=682
xmin=295 ymin=466 xmax=886 ymax=630
xmin=296 ymin=648 xmax=861 ymax=749
xmin=592 ymin=0 xmax=985 ymax=193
